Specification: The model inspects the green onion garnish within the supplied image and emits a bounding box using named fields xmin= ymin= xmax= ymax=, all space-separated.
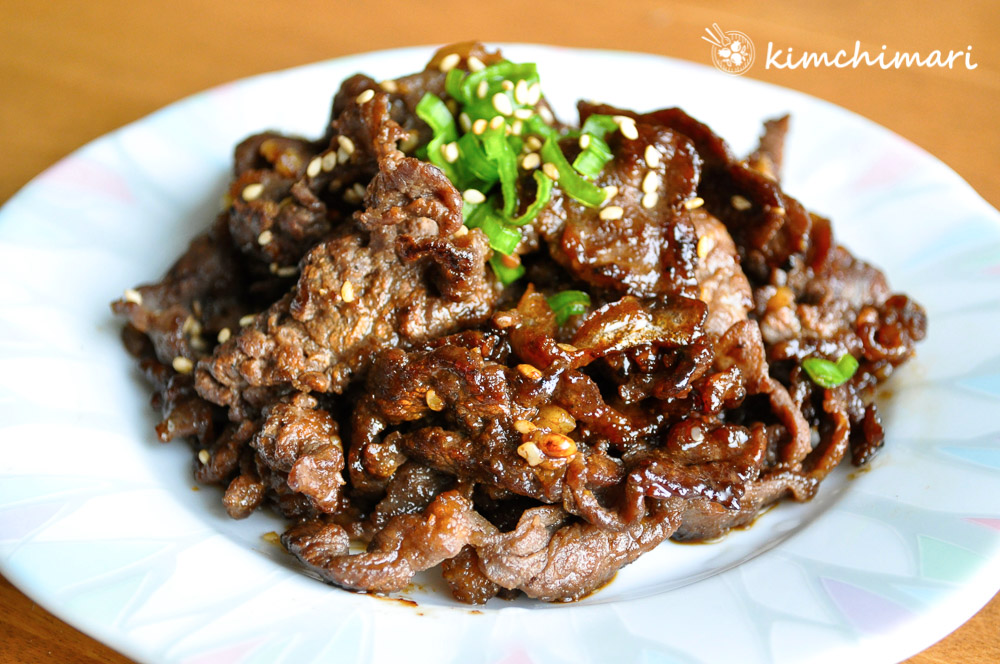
xmin=572 ymin=133 xmax=613 ymax=178
xmin=547 ymin=290 xmax=591 ymax=325
xmin=540 ymin=137 xmax=607 ymax=208
xmin=457 ymin=133 xmax=499 ymax=183
xmin=415 ymin=93 xmax=460 ymax=183
xmin=508 ymin=171 xmax=553 ymax=226
xmin=802 ymin=354 xmax=859 ymax=388
xmin=482 ymin=123 xmax=519 ymax=217
xmin=489 ymin=254 xmax=525 ymax=285
xmin=415 ymin=59 xmax=622 ymax=287
xmin=580 ymin=114 xmax=620 ymax=140
xmin=445 ymin=67 xmax=466 ymax=102
xmin=465 ymin=203 xmax=521 ymax=256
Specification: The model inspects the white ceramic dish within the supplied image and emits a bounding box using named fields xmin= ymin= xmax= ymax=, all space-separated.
xmin=1 ymin=45 xmax=999 ymax=664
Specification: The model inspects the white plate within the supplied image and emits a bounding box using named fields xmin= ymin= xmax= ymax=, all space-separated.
xmin=2 ymin=45 xmax=999 ymax=664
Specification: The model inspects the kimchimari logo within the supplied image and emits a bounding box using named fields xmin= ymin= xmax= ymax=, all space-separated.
xmin=702 ymin=23 xmax=755 ymax=75
xmin=763 ymin=41 xmax=979 ymax=70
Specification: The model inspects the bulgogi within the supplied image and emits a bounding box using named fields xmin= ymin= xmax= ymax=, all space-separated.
xmin=112 ymin=42 xmax=926 ymax=603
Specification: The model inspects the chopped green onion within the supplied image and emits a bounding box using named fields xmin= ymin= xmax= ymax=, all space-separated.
xmin=547 ymin=290 xmax=591 ymax=325
xmin=572 ymin=133 xmax=613 ymax=178
xmin=524 ymin=114 xmax=560 ymax=141
xmin=460 ymin=61 xmax=538 ymax=107
xmin=465 ymin=204 xmax=521 ymax=256
xmin=580 ymin=114 xmax=620 ymax=140
xmin=415 ymin=93 xmax=460 ymax=183
xmin=489 ymin=254 xmax=525 ymax=285
xmin=482 ymin=124 xmax=519 ymax=217
xmin=802 ymin=354 xmax=859 ymax=388
xmin=445 ymin=67 xmax=467 ymax=104
xmin=457 ymin=133 xmax=499 ymax=184
xmin=540 ymin=137 xmax=607 ymax=208
xmin=508 ymin=171 xmax=553 ymax=226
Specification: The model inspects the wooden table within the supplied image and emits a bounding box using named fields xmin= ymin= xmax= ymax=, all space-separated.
xmin=1 ymin=1 xmax=997 ymax=661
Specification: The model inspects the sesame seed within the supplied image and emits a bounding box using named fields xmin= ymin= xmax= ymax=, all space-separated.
xmin=217 ymin=327 xmax=231 ymax=343
xmin=172 ymin=356 xmax=194 ymax=374
xmin=641 ymin=170 xmax=659 ymax=194
xmin=514 ymin=79 xmax=529 ymax=105
xmin=556 ymin=343 xmax=578 ymax=353
xmin=355 ymin=89 xmax=375 ymax=104
xmin=306 ymin=156 xmax=322 ymax=178
xmin=341 ymin=281 xmax=355 ymax=302
xmin=641 ymin=192 xmax=659 ymax=209
xmin=321 ymin=152 xmax=337 ymax=171
xmin=521 ymin=152 xmax=541 ymax=170
xmin=182 ymin=315 xmax=201 ymax=336
xmin=400 ymin=130 xmax=419 ymax=153
xmin=512 ymin=108 xmax=534 ymax=120
xmin=517 ymin=441 xmax=544 ymax=467
xmin=123 ymin=288 xmax=142 ymax=305
xmin=500 ymin=80 xmax=513 ymax=92
xmin=239 ymin=314 xmax=255 ymax=327
xmin=442 ymin=142 xmax=460 ymax=163
xmin=453 ymin=225 xmax=469 ymax=237
xmin=602 ymin=185 xmax=619 ymax=202
xmin=615 ymin=116 xmax=639 ymax=140
xmin=492 ymin=311 xmax=518 ymax=328
xmin=541 ymin=162 xmax=561 ymax=180
xmin=517 ymin=363 xmax=543 ymax=381
xmin=477 ymin=80 xmax=489 ymax=99
xmin=599 ymin=205 xmax=624 ymax=220
xmin=467 ymin=55 xmax=486 ymax=72
xmin=538 ymin=106 xmax=554 ymax=124
xmin=492 ymin=93 xmax=513 ymax=116
xmin=425 ymin=388 xmax=445 ymax=411
xmin=439 ymin=53 xmax=461 ymax=72
xmin=514 ymin=419 xmax=536 ymax=434
xmin=337 ymin=147 xmax=350 ymax=164
xmin=691 ymin=426 xmax=704 ymax=442
xmin=579 ymin=134 xmax=591 ymax=149
xmin=261 ymin=531 xmax=283 ymax=547
xmin=536 ymin=404 xmax=576 ymax=434
xmin=472 ymin=118 xmax=487 ymax=135
xmin=644 ymin=145 xmax=661 ymax=168
xmin=241 ymin=183 xmax=264 ymax=201
xmin=500 ymin=253 xmax=521 ymax=269
xmin=352 ymin=183 xmax=366 ymax=199
xmin=459 ymin=112 xmax=472 ymax=132
xmin=539 ymin=432 xmax=577 ymax=458
xmin=463 ymin=189 xmax=486 ymax=204
xmin=257 ymin=229 xmax=273 ymax=245
xmin=337 ymin=136 xmax=355 ymax=155
xmin=277 ymin=266 xmax=298 ymax=278
xmin=511 ymin=119 xmax=523 ymax=135
xmin=489 ymin=115 xmax=505 ymax=130
xmin=731 ymin=195 xmax=752 ymax=211
xmin=526 ymin=82 xmax=542 ymax=105
xmin=771 ymin=206 xmax=786 ymax=215
xmin=696 ymin=235 xmax=713 ymax=259
xmin=268 ymin=262 xmax=279 ymax=274
xmin=683 ymin=196 xmax=705 ymax=210
xmin=524 ymin=136 xmax=542 ymax=151
xmin=198 ymin=449 xmax=210 ymax=465
xmin=379 ymin=79 xmax=398 ymax=93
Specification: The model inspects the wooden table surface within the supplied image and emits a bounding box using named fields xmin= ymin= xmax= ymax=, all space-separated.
xmin=1 ymin=1 xmax=997 ymax=662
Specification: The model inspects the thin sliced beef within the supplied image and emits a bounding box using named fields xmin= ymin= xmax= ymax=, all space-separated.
xmin=536 ymin=122 xmax=701 ymax=299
